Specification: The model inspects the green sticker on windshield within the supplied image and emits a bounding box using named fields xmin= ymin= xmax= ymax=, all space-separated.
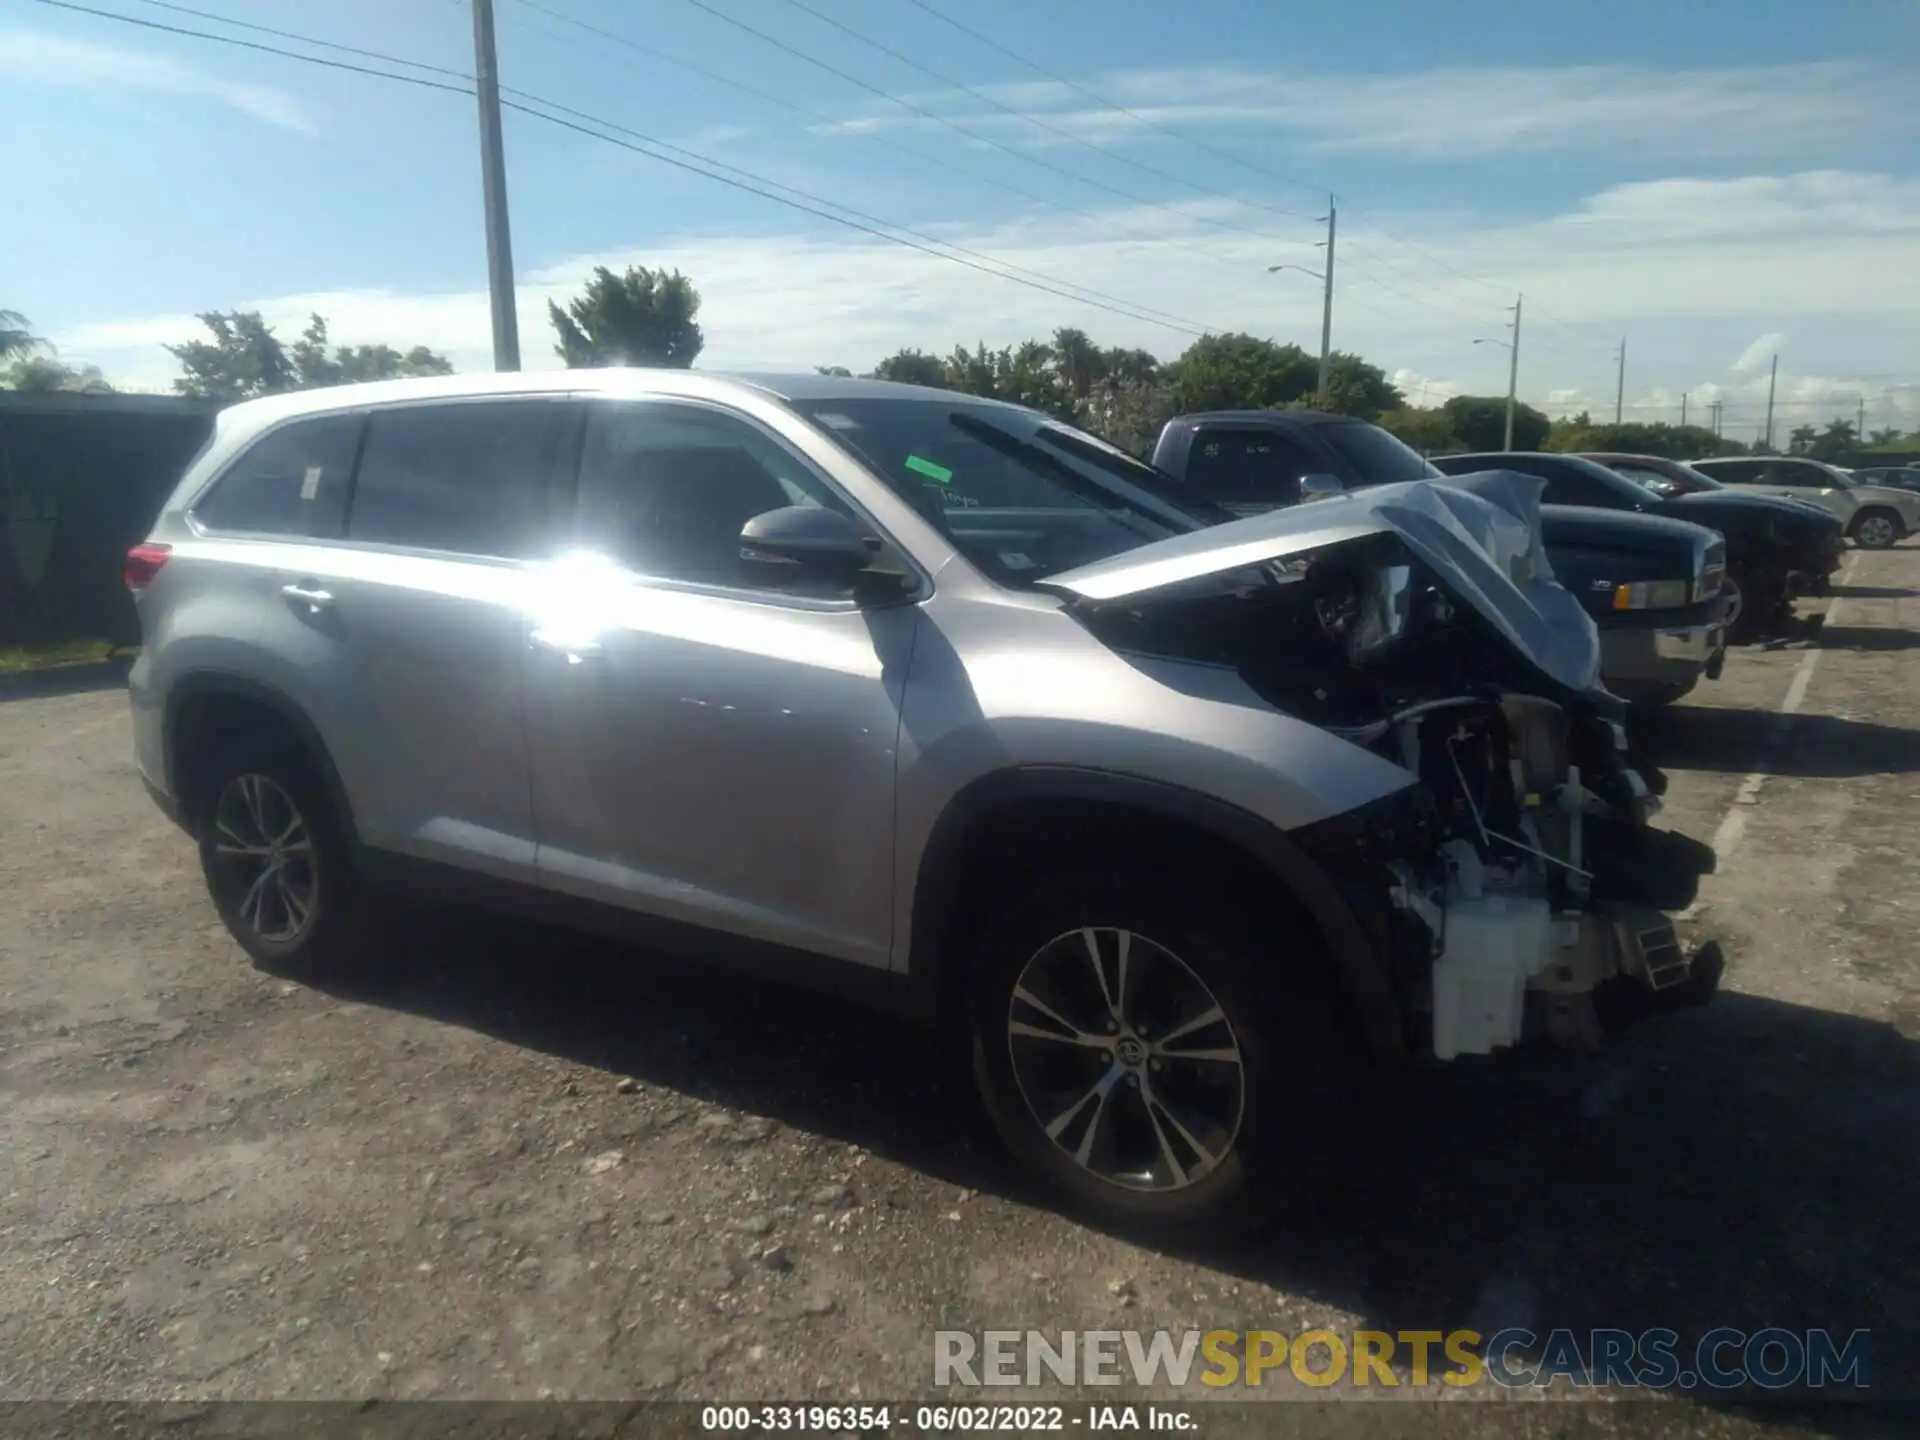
xmin=904 ymin=454 xmax=953 ymax=484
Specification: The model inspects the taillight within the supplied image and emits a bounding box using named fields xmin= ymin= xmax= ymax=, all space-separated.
xmin=124 ymin=542 xmax=172 ymax=592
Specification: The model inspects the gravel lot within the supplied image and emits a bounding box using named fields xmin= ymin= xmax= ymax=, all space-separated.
xmin=2 ymin=548 xmax=1917 ymax=1436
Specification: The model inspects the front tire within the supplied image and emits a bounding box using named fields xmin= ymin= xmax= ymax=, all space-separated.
xmin=1850 ymin=509 xmax=1901 ymax=550
xmin=967 ymin=869 xmax=1350 ymax=1232
xmin=196 ymin=740 xmax=369 ymax=975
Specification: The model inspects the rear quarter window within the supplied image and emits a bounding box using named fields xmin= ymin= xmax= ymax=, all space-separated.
xmin=192 ymin=413 xmax=363 ymax=537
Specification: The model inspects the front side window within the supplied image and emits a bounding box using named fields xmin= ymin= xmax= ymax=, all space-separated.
xmin=574 ymin=401 xmax=863 ymax=592
xmin=1763 ymin=463 xmax=1840 ymax=489
xmin=194 ymin=413 xmax=361 ymax=537
xmin=788 ymin=397 xmax=1224 ymax=586
xmin=348 ymin=400 xmax=556 ymax=557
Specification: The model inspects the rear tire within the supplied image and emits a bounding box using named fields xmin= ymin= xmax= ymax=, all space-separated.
xmin=195 ymin=738 xmax=371 ymax=976
xmin=967 ymin=868 xmax=1353 ymax=1233
xmin=1850 ymin=509 xmax=1901 ymax=550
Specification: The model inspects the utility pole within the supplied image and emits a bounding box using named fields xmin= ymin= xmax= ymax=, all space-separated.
xmin=1763 ymin=353 xmax=1778 ymax=451
xmin=1614 ymin=338 xmax=1626 ymax=424
xmin=1470 ymin=294 xmax=1522 ymax=448
xmin=1503 ymin=295 xmax=1522 ymax=451
xmin=1709 ymin=399 xmax=1723 ymax=437
xmin=1266 ymin=195 xmax=1336 ymax=404
xmin=1858 ymin=396 xmax=1866 ymax=439
xmin=1317 ymin=199 xmax=1337 ymax=402
xmin=471 ymin=0 xmax=521 ymax=371
xmin=1680 ymin=391 xmax=1688 ymax=428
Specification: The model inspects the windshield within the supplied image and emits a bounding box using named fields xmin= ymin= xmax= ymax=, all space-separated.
xmin=1319 ymin=420 xmax=1442 ymax=484
xmin=785 ymin=396 xmax=1228 ymax=585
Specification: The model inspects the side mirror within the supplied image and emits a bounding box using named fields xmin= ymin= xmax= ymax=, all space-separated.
xmin=1299 ymin=473 xmax=1346 ymax=503
xmin=739 ymin=506 xmax=873 ymax=584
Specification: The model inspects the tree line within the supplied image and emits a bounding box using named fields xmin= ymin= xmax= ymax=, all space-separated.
xmin=5 ymin=274 xmax=1914 ymax=464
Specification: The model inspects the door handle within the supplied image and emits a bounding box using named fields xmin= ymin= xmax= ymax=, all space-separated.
xmin=529 ymin=628 xmax=604 ymax=661
xmin=280 ymin=582 xmax=334 ymax=610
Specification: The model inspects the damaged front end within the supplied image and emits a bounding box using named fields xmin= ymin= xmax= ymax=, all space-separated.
xmin=1043 ymin=472 xmax=1723 ymax=1061
xmin=1291 ymin=693 xmax=1718 ymax=1058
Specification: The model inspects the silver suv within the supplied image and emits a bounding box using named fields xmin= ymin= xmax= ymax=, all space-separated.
xmin=1691 ymin=456 xmax=1920 ymax=548
xmin=129 ymin=372 xmax=1717 ymax=1229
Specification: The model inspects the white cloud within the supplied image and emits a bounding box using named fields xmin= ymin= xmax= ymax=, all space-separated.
xmin=0 ymin=29 xmax=313 ymax=132
xmin=54 ymin=169 xmax=1920 ymax=428
xmin=818 ymin=60 xmax=1894 ymax=161
xmin=1733 ymin=333 xmax=1787 ymax=373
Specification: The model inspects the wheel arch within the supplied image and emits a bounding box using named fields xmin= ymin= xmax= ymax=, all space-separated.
xmin=164 ymin=672 xmax=359 ymax=845
xmin=905 ymin=766 xmax=1406 ymax=1058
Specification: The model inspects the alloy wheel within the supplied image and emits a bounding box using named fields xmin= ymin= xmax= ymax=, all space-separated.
xmin=210 ymin=774 xmax=318 ymax=944
xmin=1856 ymin=515 xmax=1897 ymax=549
xmin=1006 ymin=927 xmax=1246 ymax=1193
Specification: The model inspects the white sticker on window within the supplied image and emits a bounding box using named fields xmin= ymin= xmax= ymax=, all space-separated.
xmin=299 ymin=465 xmax=323 ymax=500
xmin=1000 ymin=552 xmax=1036 ymax=570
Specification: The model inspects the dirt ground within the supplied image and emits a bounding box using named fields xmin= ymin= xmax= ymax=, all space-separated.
xmin=2 ymin=546 xmax=1916 ymax=1438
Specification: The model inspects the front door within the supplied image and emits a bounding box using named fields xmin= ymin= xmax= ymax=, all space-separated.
xmin=523 ymin=398 xmax=918 ymax=970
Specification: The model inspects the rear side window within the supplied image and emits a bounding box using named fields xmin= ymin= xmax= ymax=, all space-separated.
xmin=1764 ymin=462 xmax=1837 ymax=489
xmin=349 ymin=400 xmax=557 ymax=557
xmin=1701 ymin=460 xmax=1760 ymax=483
xmin=1182 ymin=428 xmax=1323 ymax=511
xmin=194 ymin=414 xmax=361 ymax=537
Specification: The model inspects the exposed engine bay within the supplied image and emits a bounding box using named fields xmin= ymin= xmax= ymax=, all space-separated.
xmin=1078 ymin=525 xmax=1720 ymax=1060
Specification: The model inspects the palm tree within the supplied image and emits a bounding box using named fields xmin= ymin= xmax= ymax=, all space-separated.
xmin=1 ymin=309 xmax=43 ymax=361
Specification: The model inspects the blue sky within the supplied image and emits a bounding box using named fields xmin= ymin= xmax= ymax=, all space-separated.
xmin=5 ymin=0 xmax=1918 ymax=435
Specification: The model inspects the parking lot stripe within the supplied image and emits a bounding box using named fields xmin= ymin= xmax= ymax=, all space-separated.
xmin=1703 ymin=551 xmax=1858 ymax=869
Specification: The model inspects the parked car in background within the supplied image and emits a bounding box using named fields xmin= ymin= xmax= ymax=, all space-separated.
xmin=127 ymin=372 xmax=1719 ymax=1230
xmin=1146 ymin=413 xmax=1729 ymax=705
xmin=1512 ymin=504 xmax=1729 ymax=708
xmin=1429 ymin=451 xmax=1844 ymax=639
xmin=1691 ymin=457 xmax=1920 ymax=549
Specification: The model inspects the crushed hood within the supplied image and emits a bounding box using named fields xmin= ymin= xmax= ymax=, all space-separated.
xmin=1039 ymin=471 xmax=1604 ymax=695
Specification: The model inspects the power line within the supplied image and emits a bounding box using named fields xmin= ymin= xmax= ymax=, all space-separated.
xmin=29 ymin=0 xmax=471 ymax=93
xmin=499 ymin=91 xmax=1220 ymax=335
xmin=503 ymin=0 xmax=1274 ymax=288
xmin=746 ymin=3 xmax=1604 ymax=351
xmin=894 ymin=0 xmax=1622 ymax=355
xmin=529 ymin=0 xmax=1603 ymax=355
xmin=775 ymin=0 xmax=1318 ymax=227
xmin=119 ymin=0 xmax=469 ymax=79
xmin=32 ymin=0 xmax=1220 ymax=337
xmin=671 ymin=0 xmax=1311 ymax=249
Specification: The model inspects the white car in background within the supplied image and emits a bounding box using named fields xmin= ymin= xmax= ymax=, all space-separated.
xmin=1690 ymin=457 xmax=1920 ymax=549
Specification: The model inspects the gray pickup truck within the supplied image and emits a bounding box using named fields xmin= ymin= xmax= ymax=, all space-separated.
xmin=1148 ymin=411 xmax=1731 ymax=706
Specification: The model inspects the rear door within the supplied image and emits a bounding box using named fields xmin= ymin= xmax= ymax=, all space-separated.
xmin=253 ymin=396 xmax=568 ymax=882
